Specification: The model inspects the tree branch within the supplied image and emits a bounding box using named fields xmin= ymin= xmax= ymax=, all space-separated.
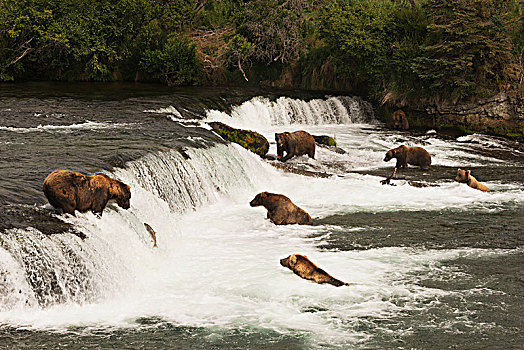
xmin=5 ymin=38 xmax=34 ymax=68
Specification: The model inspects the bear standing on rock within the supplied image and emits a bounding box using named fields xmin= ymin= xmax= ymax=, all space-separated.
xmin=384 ymin=145 xmax=431 ymax=170
xmin=455 ymin=169 xmax=491 ymax=192
xmin=43 ymin=170 xmax=131 ymax=216
xmin=275 ymin=130 xmax=315 ymax=162
xmin=249 ymin=192 xmax=312 ymax=225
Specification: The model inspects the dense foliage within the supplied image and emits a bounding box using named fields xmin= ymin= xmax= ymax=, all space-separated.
xmin=1 ymin=0 xmax=522 ymax=102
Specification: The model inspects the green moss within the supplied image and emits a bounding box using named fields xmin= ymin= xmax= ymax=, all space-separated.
xmin=313 ymin=135 xmax=337 ymax=147
xmin=209 ymin=122 xmax=269 ymax=157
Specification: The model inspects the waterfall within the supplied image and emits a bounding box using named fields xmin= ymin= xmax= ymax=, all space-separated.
xmin=204 ymin=96 xmax=375 ymax=130
xmin=0 ymin=144 xmax=270 ymax=311
xmin=0 ymin=94 xmax=373 ymax=313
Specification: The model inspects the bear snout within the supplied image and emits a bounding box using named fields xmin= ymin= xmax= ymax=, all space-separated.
xmin=280 ymin=258 xmax=288 ymax=267
xmin=249 ymin=199 xmax=258 ymax=207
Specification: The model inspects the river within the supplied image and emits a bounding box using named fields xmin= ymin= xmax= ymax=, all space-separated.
xmin=0 ymin=83 xmax=522 ymax=349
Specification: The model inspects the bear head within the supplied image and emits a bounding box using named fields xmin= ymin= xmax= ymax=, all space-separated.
xmin=109 ymin=179 xmax=131 ymax=209
xmin=455 ymin=168 xmax=471 ymax=184
xmin=280 ymin=254 xmax=298 ymax=268
xmin=384 ymin=145 xmax=405 ymax=162
xmin=275 ymin=132 xmax=289 ymax=158
xmin=249 ymin=191 xmax=269 ymax=207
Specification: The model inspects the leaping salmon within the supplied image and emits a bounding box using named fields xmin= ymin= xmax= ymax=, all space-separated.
xmin=144 ymin=223 xmax=158 ymax=248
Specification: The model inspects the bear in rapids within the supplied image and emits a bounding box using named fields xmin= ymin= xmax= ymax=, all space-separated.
xmin=455 ymin=169 xmax=490 ymax=192
xmin=43 ymin=170 xmax=131 ymax=216
xmin=280 ymin=254 xmax=351 ymax=287
xmin=384 ymin=145 xmax=431 ymax=170
xmin=249 ymin=192 xmax=312 ymax=225
xmin=275 ymin=130 xmax=315 ymax=162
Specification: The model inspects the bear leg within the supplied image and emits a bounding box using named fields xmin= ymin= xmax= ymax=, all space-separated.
xmin=92 ymin=196 xmax=108 ymax=216
xmin=61 ymin=203 xmax=76 ymax=216
xmin=280 ymin=152 xmax=293 ymax=162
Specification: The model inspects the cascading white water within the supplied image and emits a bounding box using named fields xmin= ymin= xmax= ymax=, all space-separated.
xmin=204 ymin=96 xmax=375 ymax=130
xmin=1 ymin=94 xmax=522 ymax=348
xmin=0 ymin=143 xmax=270 ymax=312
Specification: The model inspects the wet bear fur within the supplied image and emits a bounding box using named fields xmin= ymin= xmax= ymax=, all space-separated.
xmin=388 ymin=110 xmax=409 ymax=130
xmin=275 ymin=130 xmax=315 ymax=162
xmin=43 ymin=170 xmax=131 ymax=216
xmin=249 ymin=192 xmax=312 ymax=225
xmin=280 ymin=254 xmax=350 ymax=287
xmin=384 ymin=145 xmax=431 ymax=170
xmin=455 ymin=169 xmax=490 ymax=192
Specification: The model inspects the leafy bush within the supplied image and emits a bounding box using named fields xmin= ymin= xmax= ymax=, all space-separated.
xmin=139 ymin=35 xmax=204 ymax=85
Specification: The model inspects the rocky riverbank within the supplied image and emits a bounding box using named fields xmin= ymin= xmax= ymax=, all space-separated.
xmin=400 ymin=94 xmax=524 ymax=137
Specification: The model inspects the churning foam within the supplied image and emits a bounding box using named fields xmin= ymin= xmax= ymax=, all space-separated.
xmin=1 ymin=94 xmax=522 ymax=347
xmin=0 ymin=142 xmax=521 ymax=348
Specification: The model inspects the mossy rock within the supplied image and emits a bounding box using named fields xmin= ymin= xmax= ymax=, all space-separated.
xmin=313 ymin=135 xmax=337 ymax=147
xmin=209 ymin=122 xmax=269 ymax=157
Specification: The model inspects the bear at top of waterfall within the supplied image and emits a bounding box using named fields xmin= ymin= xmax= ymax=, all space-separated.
xmin=43 ymin=170 xmax=131 ymax=216
xmin=249 ymin=192 xmax=312 ymax=225
xmin=384 ymin=145 xmax=431 ymax=170
xmin=455 ymin=169 xmax=491 ymax=192
xmin=280 ymin=254 xmax=351 ymax=287
xmin=275 ymin=130 xmax=315 ymax=162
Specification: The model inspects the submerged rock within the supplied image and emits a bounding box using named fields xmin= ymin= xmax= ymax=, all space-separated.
xmin=208 ymin=122 xmax=269 ymax=157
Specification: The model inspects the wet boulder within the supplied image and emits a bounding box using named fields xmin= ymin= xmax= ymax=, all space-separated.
xmin=313 ymin=135 xmax=337 ymax=147
xmin=313 ymin=135 xmax=346 ymax=154
xmin=208 ymin=122 xmax=269 ymax=157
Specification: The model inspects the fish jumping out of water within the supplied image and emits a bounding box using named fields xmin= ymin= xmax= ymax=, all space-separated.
xmin=144 ymin=223 xmax=158 ymax=248
xmin=280 ymin=254 xmax=352 ymax=287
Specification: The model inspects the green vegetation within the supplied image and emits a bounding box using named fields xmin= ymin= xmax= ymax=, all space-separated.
xmin=1 ymin=0 xmax=522 ymax=103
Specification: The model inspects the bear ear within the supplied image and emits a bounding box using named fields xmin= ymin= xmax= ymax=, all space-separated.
xmin=466 ymin=170 xmax=471 ymax=176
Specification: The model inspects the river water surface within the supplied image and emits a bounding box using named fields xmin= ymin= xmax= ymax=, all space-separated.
xmin=0 ymin=83 xmax=522 ymax=349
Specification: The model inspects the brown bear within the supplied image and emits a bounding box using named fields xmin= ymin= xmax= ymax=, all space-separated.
xmin=388 ymin=110 xmax=409 ymax=130
xmin=455 ymin=169 xmax=491 ymax=192
xmin=249 ymin=192 xmax=312 ymax=225
xmin=43 ymin=170 xmax=131 ymax=216
xmin=384 ymin=145 xmax=431 ymax=170
xmin=275 ymin=130 xmax=315 ymax=162
xmin=280 ymin=254 xmax=351 ymax=287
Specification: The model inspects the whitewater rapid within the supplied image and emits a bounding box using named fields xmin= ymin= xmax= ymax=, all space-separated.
xmin=1 ymin=95 xmax=522 ymax=348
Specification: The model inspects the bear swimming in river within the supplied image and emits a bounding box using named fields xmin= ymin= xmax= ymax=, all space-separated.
xmin=455 ymin=169 xmax=490 ymax=192
xmin=249 ymin=192 xmax=312 ymax=225
xmin=43 ymin=170 xmax=131 ymax=216
xmin=280 ymin=254 xmax=351 ymax=287
xmin=384 ymin=145 xmax=431 ymax=170
xmin=275 ymin=130 xmax=315 ymax=162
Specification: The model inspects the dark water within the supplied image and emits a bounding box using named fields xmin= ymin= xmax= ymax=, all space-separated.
xmin=0 ymin=83 xmax=523 ymax=349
